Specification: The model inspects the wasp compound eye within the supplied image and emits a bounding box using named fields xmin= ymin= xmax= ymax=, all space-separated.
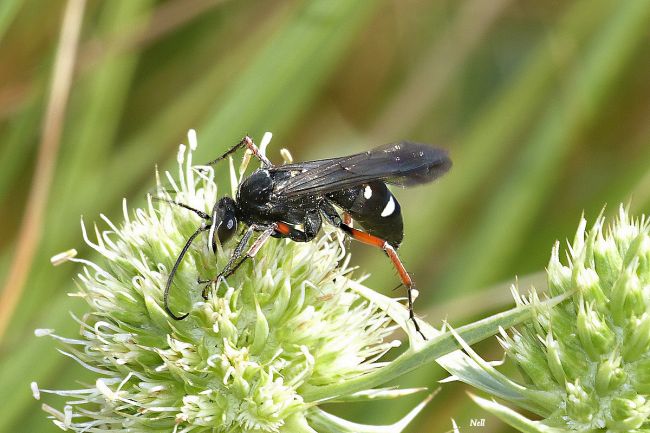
xmin=209 ymin=196 xmax=238 ymax=251
xmin=217 ymin=216 xmax=237 ymax=244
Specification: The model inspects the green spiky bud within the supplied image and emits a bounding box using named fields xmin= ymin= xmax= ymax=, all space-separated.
xmin=608 ymin=395 xmax=650 ymax=430
xmin=467 ymin=207 xmax=650 ymax=432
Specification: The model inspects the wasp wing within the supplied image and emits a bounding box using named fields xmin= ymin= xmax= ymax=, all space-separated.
xmin=275 ymin=142 xmax=451 ymax=197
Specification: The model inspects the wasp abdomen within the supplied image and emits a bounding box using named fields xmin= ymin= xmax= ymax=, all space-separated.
xmin=328 ymin=181 xmax=403 ymax=248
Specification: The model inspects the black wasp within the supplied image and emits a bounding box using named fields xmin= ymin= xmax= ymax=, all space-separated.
xmin=161 ymin=136 xmax=451 ymax=339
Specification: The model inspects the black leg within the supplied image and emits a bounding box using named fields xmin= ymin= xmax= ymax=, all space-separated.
xmin=221 ymin=225 xmax=277 ymax=279
xmin=202 ymin=224 xmax=277 ymax=298
xmin=204 ymin=136 xmax=273 ymax=168
xmin=320 ymin=200 xmax=343 ymax=226
xmin=221 ymin=225 xmax=257 ymax=275
xmin=201 ymin=224 xmax=257 ymax=299
xmin=321 ymin=201 xmax=352 ymax=248
xmin=164 ymin=224 xmax=211 ymax=320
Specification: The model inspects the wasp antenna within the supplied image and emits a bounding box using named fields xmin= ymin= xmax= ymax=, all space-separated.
xmin=152 ymin=197 xmax=211 ymax=220
xmin=164 ymin=225 xmax=211 ymax=320
xmin=152 ymin=188 xmax=178 ymax=196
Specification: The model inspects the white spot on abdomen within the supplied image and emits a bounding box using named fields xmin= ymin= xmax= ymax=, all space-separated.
xmin=364 ymin=185 xmax=372 ymax=199
xmin=381 ymin=196 xmax=396 ymax=217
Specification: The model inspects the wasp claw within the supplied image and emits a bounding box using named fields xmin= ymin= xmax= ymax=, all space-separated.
xmin=201 ymin=282 xmax=211 ymax=300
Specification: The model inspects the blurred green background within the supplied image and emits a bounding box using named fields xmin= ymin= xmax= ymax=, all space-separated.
xmin=1 ymin=0 xmax=649 ymax=432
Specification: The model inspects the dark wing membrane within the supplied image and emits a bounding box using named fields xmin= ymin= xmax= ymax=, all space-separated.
xmin=276 ymin=142 xmax=451 ymax=197
xmin=274 ymin=157 xmax=341 ymax=172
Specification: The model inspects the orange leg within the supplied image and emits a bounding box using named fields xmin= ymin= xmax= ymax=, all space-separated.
xmin=339 ymin=224 xmax=425 ymax=340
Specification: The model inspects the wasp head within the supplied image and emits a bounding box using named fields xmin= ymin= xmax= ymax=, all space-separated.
xmin=208 ymin=197 xmax=238 ymax=253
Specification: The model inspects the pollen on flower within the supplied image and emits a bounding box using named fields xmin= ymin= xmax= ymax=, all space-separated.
xmin=34 ymin=131 xmax=426 ymax=433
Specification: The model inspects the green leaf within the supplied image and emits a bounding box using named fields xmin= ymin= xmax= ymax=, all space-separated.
xmin=308 ymin=393 xmax=434 ymax=433
xmin=0 ymin=0 xmax=21 ymax=44
xmin=470 ymin=394 xmax=567 ymax=433
xmin=327 ymin=387 xmax=429 ymax=403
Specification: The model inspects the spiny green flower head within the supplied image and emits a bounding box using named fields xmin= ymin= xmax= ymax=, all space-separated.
xmin=33 ymin=131 xmax=430 ymax=433
xmin=462 ymin=207 xmax=650 ymax=433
